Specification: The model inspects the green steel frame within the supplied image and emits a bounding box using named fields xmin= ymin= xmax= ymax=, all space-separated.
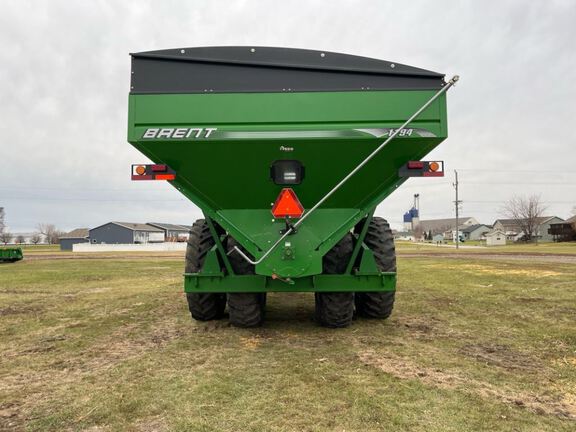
xmin=183 ymin=208 xmax=395 ymax=293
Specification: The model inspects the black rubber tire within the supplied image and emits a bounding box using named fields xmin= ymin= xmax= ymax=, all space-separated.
xmin=185 ymin=219 xmax=226 ymax=321
xmin=355 ymin=217 xmax=396 ymax=319
xmin=315 ymin=234 xmax=355 ymax=328
xmin=226 ymin=237 xmax=266 ymax=327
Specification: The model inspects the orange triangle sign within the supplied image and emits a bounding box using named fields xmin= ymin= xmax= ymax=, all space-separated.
xmin=271 ymin=188 xmax=304 ymax=218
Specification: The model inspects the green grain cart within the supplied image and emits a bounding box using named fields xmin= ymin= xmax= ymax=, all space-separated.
xmin=128 ymin=47 xmax=457 ymax=327
xmin=0 ymin=247 xmax=23 ymax=263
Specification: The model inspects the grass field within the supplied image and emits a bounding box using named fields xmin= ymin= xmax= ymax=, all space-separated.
xmin=396 ymin=240 xmax=576 ymax=255
xmin=1 ymin=248 xmax=575 ymax=431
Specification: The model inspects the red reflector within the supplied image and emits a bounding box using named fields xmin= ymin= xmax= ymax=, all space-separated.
xmin=131 ymin=175 xmax=153 ymax=181
xmin=151 ymin=164 xmax=167 ymax=172
xmin=155 ymin=174 xmax=175 ymax=181
xmin=423 ymin=171 xmax=444 ymax=177
xmin=271 ymin=188 xmax=304 ymax=219
xmin=407 ymin=161 xmax=424 ymax=169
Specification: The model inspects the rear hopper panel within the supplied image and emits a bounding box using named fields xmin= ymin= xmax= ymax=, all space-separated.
xmin=128 ymin=47 xmax=448 ymax=277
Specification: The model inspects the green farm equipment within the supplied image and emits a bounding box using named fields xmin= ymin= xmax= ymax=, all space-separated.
xmin=0 ymin=247 xmax=23 ymax=263
xmin=128 ymin=47 xmax=457 ymax=327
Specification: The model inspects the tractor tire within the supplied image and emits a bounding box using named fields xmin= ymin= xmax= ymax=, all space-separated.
xmin=355 ymin=217 xmax=396 ymax=319
xmin=185 ymin=219 xmax=226 ymax=321
xmin=226 ymin=237 xmax=266 ymax=327
xmin=315 ymin=233 xmax=354 ymax=328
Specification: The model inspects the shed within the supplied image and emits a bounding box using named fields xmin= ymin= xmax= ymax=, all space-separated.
xmin=89 ymin=222 xmax=164 ymax=244
xmin=432 ymin=234 xmax=444 ymax=243
xmin=59 ymin=228 xmax=89 ymax=251
xmin=485 ymin=230 xmax=506 ymax=246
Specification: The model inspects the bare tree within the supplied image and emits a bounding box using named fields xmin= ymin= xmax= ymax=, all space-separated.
xmin=0 ymin=207 xmax=5 ymax=234
xmin=37 ymin=223 xmax=65 ymax=245
xmin=502 ymin=194 xmax=547 ymax=242
xmin=412 ymin=224 xmax=424 ymax=241
xmin=30 ymin=233 xmax=42 ymax=245
xmin=0 ymin=231 xmax=13 ymax=245
xmin=16 ymin=235 xmax=26 ymax=244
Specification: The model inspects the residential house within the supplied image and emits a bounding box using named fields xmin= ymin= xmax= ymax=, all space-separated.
xmin=548 ymin=215 xmax=576 ymax=242
xmin=416 ymin=217 xmax=479 ymax=239
xmin=493 ymin=217 xmax=564 ymax=242
xmin=89 ymin=222 xmax=164 ymax=244
xmin=461 ymin=224 xmax=492 ymax=241
xmin=147 ymin=223 xmax=190 ymax=242
xmin=59 ymin=228 xmax=89 ymax=251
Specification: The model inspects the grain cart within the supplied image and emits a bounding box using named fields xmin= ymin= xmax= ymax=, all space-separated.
xmin=0 ymin=247 xmax=23 ymax=263
xmin=128 ymin=47 xmax=457 ymax=327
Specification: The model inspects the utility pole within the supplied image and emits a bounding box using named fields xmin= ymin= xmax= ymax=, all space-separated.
xmin=453 ymin=170 xmax=462 ymax=249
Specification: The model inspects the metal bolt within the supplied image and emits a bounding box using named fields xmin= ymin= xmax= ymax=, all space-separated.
xmin=390 ymin=63 xmax=395 ymax=68
xmin=320 ymin=53 xmax=325 ymax=57
xmin=180 ymin=49 xmax=185 ymax=54
xmin=250 ymin=48 xmax=256 ymax=53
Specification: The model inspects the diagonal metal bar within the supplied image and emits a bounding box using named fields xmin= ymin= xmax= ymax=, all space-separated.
xmin=230 ymin=75 xmax=460 ymax=265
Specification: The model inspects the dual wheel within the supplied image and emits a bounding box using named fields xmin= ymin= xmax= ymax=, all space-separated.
xmin=184 ymin=220 xmax=264 ymax=328
xmin=185 ymin=217 xmax=396 ymax=328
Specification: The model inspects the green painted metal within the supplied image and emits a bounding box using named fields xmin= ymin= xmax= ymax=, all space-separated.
xmin=185 ymin=236 xmax=393 ymax=293
xmin=128 ymin=89 xmax=447 ymax=281
xmin=345 ymin=210 xmax=375 ymax=274
xmin=204 ymin=216 xmax=234 ymax=275
xmin=0 ymin=247 xmax=23 ymax=263
xmin=184 ymin=273 xmax=396 ymax=293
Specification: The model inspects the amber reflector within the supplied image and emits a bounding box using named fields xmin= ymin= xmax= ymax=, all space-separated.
xmin=271 ymin=188 xmax=304 ymax=219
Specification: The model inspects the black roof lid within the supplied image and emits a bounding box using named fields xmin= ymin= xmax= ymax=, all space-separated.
xmin=131 ymin=46 xmax=443 ymax=78
xmin=130 ymin=46 xmax=445 ymax=94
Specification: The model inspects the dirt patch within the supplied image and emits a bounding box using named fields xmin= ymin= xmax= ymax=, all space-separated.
xmin=395 ymin=316 xmax=450 ymax=340
xmin=0 ymin=305 xmax=43 ymax=316
xmin=240 ymin=335 xmax=263 ymax=350
xmin=359 ymin=350 xmax=576 ymax=420
xmin=459 ymin=344 xmax=537 ymax=371
xmin=513 ymin=297 xmax=546 ymax=303
xmin=0 ymin=402 xmax=21 ymax=431
xmin=77 ymin=321 xmax=185 ymax=372
xmin=132 ymin=415 xmax=168 ymax=432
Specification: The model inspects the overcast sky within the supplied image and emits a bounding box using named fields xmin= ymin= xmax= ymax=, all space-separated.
xmin=1 ymin=0 xmax=575 ymax=233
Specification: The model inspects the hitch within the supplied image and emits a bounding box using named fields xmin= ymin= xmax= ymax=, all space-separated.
xmin=280 ymin=217 xmax=297 ymax=235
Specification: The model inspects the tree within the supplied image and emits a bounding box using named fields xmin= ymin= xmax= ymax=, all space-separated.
xmin=36 ymin=223 xmax=65 ymax=245
xmin=30 ymin=233 xmax=42 ymax=245
xmin=413 ymin=224 xmax=424 ymax=241
xmin=0 ymin=231 xmax=12 ymax=245
xmin=0 ymin=207 xmax=5 ymax=234
xmin=16 ymin=235 xmax=26 ymax=244
xmin=502 ymin=194 xmax=547 ymax=242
